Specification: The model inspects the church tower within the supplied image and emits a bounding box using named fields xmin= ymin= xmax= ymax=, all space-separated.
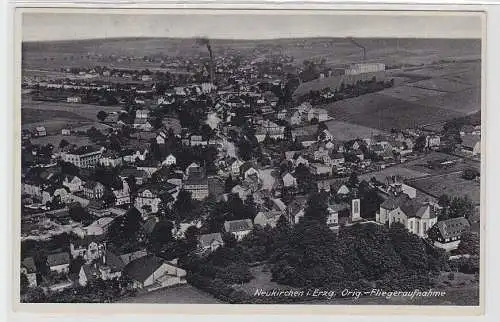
xmin=351 ymin=198 xmax=361 ymax=222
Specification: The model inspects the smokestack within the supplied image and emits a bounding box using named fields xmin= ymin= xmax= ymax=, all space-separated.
xmin=196 ymin=38 xmax=215 ymax=84
xmin=347 ymin=37 xmax=366 ymax=61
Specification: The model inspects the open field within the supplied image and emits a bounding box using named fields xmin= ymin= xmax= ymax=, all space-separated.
xmin=403 ymin=152 xmax=479 ymax=176
xmin=321 ymin=92 xmax=465 ymax=131
xmin=21 ymin=97 xmax=121 ymax=124
xmin=359 ymin=165 xmax=429 ymax=183
xmin=31 ymin=134 xmax=92 ymax=147
xmin=325 ymin=120 xmax=386 ymax=141
xmin=379 ymin=85 xmax=444 ymax=102
xmin=117 ymin=284 xmax=220 ymax=304
xmin=23 ymin=38 xmax=480 ymax=71
xmin=301 ymin=60 xmax=480 ymax=130
xmin=407 ymin=172 xmax=480 ymax=205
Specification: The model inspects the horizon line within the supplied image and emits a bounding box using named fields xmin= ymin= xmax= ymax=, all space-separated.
xmin=22 ymin=36 xmax=482 ymax=44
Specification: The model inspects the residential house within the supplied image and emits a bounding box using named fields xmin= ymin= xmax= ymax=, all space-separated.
xmin=70 ymin=235 xmax=107 ymax=263
xmin=255 ymin=120 xmax=285 ymax=142
xmin=135 ymin=184 xmax=177 ymax=216
xmin=21 ymin=257 xmax=37 ymax=288
xmin=119 ymin=249 xmax=148 ymax=265
xmin=224 ymin=219 xmax=254 ymax=241
xmin=376 ymin=195 xmax=438 ymax=238
xmin=99 ymin=151 xmax=123 ymax=167
xmin=230 ymin=159 xmax=244 ymax=176
xmin=460 ymin=125 xmax=481 ymax=136
xmin=113 ymin=180 xmax=131 ymax=206
xmin=330 ymin=152 xmax=345 ymax=167
xmin=61 ymin=145 xmax=103 ymax=168
xmin=78 ymin=251 xmax=125 ymax=286
xmin=61 ymin=129 xmax=71 ymax=136
xmin=84 ymin=217 xmax=115 ymax=236
xmin=62 ymin=175 xmax=83 ymax=193
xmin=46 ymin=252 xmax=70 ymax=274
xmin=336 ymin=184 xmax=350 ymax=196
xmin=241 ymin=162 xmax=259 ymax=180
xmin=427 ymin=217 xmax=471 ymax=251
xmin=122 ymin=148 xmax=148 ymax=163
xmin=426 ymin=135 xmax=441 ymax=149
xmin=317 ymin=180 xmax=331 ymax=192
xmin=282 ymin=172 xmax=298 ymax=188
xmin=461 ymin=135 xmax=481 ymax=156
xmin=190 ymin=135 xmax=208 ymax=147
xmin=309 ymin=163 xmax=332 ymax=176
xmin=318 ymin=129 xmax=334 ymax=141
xmin=119 ymin=168 xmax=148 ymax=185
xmin=67 ymin=96 xmax=82 ymax=103
xmin=162 ymin=154 xmax=177 ymax=166
xmin=35 ymin=126 xmax=47 ymax=137
xmin=156 ymin=131 xmax=168 ymax=145
xmin=290 ymin=111 xmax=303 ymax=125
xmin=124 ymin=256 xmax=187 ymax=291
xmin=277 ymin=109 xmax=288 ymax=120
xmin=307 ymin=108 xmax=328 ymax=122
xmin=184 ymin=169 xmax=209 ymax=200
xmin=82 ymin=181 xmax=105 ymax=200
xmin=197 ymin=233 xmax=224 ymax=254
xmin=254 ymin=211 xmax=282 ymax=228
xmin=293 ymin=155 xmax=309 ymax=168
xmin=231 ymin=184 xmax=252 ymax=200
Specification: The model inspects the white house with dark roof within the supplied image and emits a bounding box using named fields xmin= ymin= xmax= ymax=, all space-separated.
xmin=224 ymin=219 xmax=254 ymax=240
xmin=427 ymin=217 xmax=471 ymax=251
xmin=78 ymin=251 xmax=125 ymax=286
xmin=124 ymin=255 xmax=187 ymax=291
xmin=46 ymin=252 xmax=70 ymax=274
xmin=254 ymin=211 xmax=282 ymax=228
xmin=197 ymin=233 xmax=224 ymax=253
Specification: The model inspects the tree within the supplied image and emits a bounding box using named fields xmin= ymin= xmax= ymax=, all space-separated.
xmin=224 ymin=175 xmax=236 ymax=193
xmin=303 ymin=192 xmax=329 ymax=224
xmin=414 ymin=135 xmax=427 ymax=152
xmin=462 ymin=168 xmax=479 ymax=180
xmin=68 ymin=204 xmax=93 ymax=225
xmin=59 ymin=139 xmax=69 ymax=149
xmin=173 ymin=189 xmax=194 ymax=220
xmin=457 ymin=231 xmax=480 ymax=256
xmin=149 ymin=219 xmax=174 ymax=250
xmin=347 ymin=171 xmax=359 ymax=188
xmin=284 ymin=126 xmax=293 ymax=141
xmin=20 ymin=273 xmax=29 ymax=294
xmin=97 ymin=110 xmax=108 ymax=122
xmin=69 ymin=256 xmax=85 ymax=275
xmin=448 ymin=196 xmax=475 ymax=219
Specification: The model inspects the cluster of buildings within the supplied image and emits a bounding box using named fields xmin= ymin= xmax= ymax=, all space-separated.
xmin=21 ymin=47 xmax=480 ymax=299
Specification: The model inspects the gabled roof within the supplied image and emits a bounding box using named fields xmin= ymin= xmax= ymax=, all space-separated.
xmin=47 ymin=252 xmax=70 ymax=267
xmin=224 ymin=219 xmax=253 ymax=233
xmin=432 ymin=217 xmax=471 ymax=239
xmin=22 ymin=257 xmax=37 ymax=273
xmin=198 ymin=233 xmax=224 ymax=248
xmin=124 ymin=255 xmax=166 ymax=283
xmin=83 ymin=181 xmax=104 ymax=190
xmin=461 ymin=135 xmax=480 ymax=149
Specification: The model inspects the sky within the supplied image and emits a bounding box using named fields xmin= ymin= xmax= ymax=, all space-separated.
xmin=22 ymin=11 xmax=483 ymax=42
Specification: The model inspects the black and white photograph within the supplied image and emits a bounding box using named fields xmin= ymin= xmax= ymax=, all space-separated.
xmin=15 ymin=9 xmax=484 ymax=309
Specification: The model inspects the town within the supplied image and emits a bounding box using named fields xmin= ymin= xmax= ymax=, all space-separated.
xmin=20 ymin=37 xmax=481 ymax=305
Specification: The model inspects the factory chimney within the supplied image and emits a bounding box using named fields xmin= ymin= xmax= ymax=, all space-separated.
xmin=347 ymin=37 xmax=367 ymax=61
xmin=196 ymin=37 xmax=215 ymax=84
